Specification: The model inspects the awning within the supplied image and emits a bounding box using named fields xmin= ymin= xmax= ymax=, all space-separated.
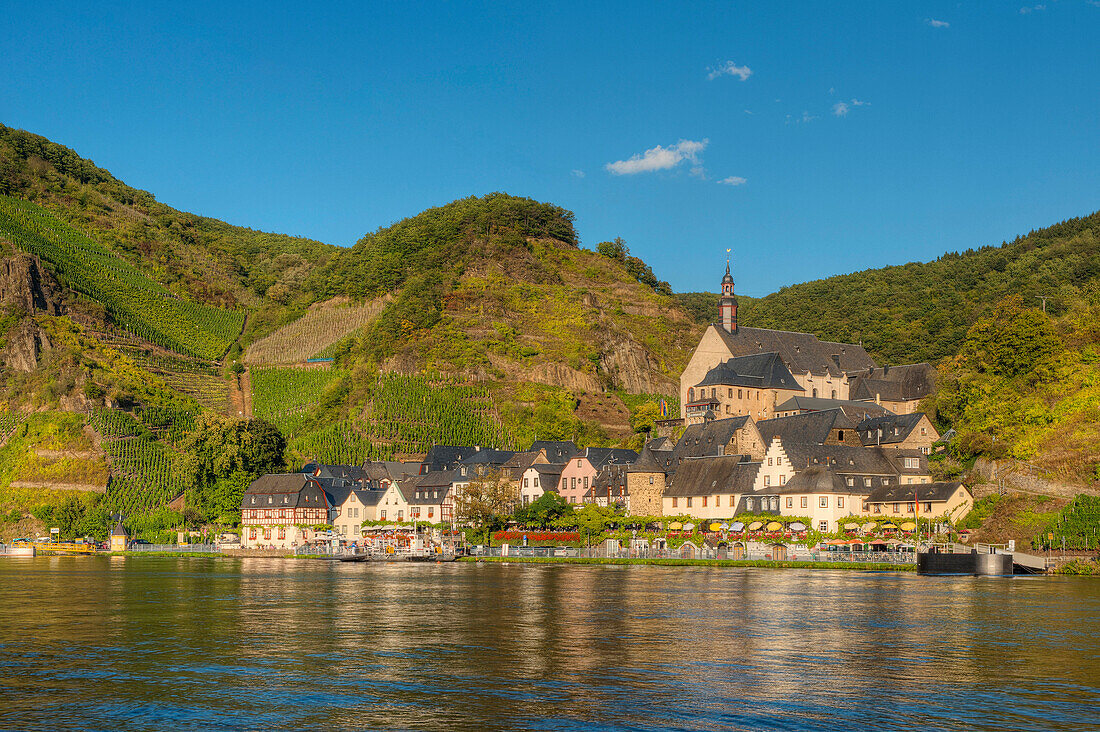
xmin=788 ymin=522 xmax=806 ymax=532
xmin=683 ymin=523 xmax=696 ymax=531
xmin=861 ymin=522 xmax=877 ymax=532
xmin=848 ymin=539 xmax=865 ymax=546
xmin=669 ymin=522 xmax=683 ymax=530
xmin=870 ymin=539 xmax=888 ymax=546
xmin=709 ymin=523 xmax=723 ymax=532
xmin=766 ymin=521 xmax=782 ymax=532
xmin=900 ymin=522 xmax=917 ymax=531
xmin=747 ymin=521 xmax=764 ymax=531
xmin=719 ymin=523 xmax=730 ymax=531
xmin=731 ymin=521 xmax=745 ymax=531
xmin=881 ymin=523 xmax=898 ymax=530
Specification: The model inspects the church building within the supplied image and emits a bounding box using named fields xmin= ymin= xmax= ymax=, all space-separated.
xmin=680 ymin=261 xmax=878 ymax=420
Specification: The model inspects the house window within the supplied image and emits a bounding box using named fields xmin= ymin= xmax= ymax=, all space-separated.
xmin=534 ymin=478 xmax=539 ymax=488
xmin=907 ymin=503 xmax=915 ymax=513
xmin=892 ymin=503 xmax=899 ymax=513
xmin=688 ymin=388 xmax=694 ymax=401
xmin=831 ymin=390 xmax=837 ymax=399
xmin=846 ymin=477 xmax=855 ymax=487
xmin=920 ymin=427 xmax=927 ymax=436
xmin=686 ymin=497 xmax=692 ymax=508
xmin=801 ymin=497 xmax=808 ymax=508
xmin=263 ymin=528 xmax=271 ymax=540
xmin=819 ymin=521 xmax=828 ymax=531
xmin=819 ymin=496 xmax=828 ymax=508
xmin=873 ymin=504 xmax=881 ymax=514
xmin=864 ymin=478 xmax=872 ymax=488
xmin=905 ymin=457 xmax=919 ymax=469
xmin=738 ymin=389 xmax=743 ymax=398
xmin=764 ymin=475 xmax=771 ymax=486
xmin=786 ymin=497 xmax=793 ymax=508
xmin=780 ymin=475 xmax=786 ymax=485
xmin=672 ymin=497 xmax=678 ymax=508
xmin=702 ymin=496 xmax=708 ymax=507
xmin=571 ymin=477 xmax=576 ymax=490
xmin=249 ymin=527 xmax=257 ymax=539
xmin=812 ymin=389 xmax=818 ymax=397
xmin=923 ymin=502 xmax=933 ymax=512
xmin=583 ymin=477 xmax=589 ymax=489
xmin=649 ymin=476 xmax=654 ymax=484
xmin=428 ymin=508 xmax=434 ymax=518
xmin=397 ymin=511 xmax=404 ymax=521
xmin=768 ymin=458 xmax=773 ymax=466
xmin=380 ymin=510 xmax=386 ymax=520
xmin=728 ymin=388 xmax=733 ymax=397
xmin=729 ymin=495 xmax=736 ymax=507
xmin=837 ymin=497 xmax=845 ymax=508
xmin=776 ymin=457 xmax=782 ymax=465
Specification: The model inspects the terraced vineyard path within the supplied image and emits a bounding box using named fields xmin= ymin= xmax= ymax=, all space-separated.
xmin=231 ymin=368 xmax=253 ymax=418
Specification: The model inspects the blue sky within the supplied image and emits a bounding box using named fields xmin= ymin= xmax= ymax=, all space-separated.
xmin=2 ymin=1 xmax=1098 ymax=295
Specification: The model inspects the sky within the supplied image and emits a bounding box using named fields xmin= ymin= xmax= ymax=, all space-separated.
xmin=2 ymin=1 xmax=1099 ymax=296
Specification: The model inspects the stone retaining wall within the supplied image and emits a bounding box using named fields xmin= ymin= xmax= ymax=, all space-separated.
xmin=972 ymin=458 xmax=1099 ymax=499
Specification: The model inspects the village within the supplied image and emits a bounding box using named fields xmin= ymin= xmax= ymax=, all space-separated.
xmin=236 ymin=263 xmax=972 ymax=561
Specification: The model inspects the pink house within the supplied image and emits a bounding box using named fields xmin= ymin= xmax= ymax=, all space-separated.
xmin=557 ymin=448 xmax=637 ymax=504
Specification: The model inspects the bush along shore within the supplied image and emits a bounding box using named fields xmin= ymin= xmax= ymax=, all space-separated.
xmin=460 ymin=556 xmax=916 ymax=571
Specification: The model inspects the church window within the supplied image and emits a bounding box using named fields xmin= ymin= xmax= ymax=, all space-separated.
xmin=688 ymin=388 xmax=694 ymax=401
xmin=812 ymin=389 xmax=818 ymax=397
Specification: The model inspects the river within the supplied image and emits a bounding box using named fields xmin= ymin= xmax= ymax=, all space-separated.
xmin=0 ymin=557 xmax=1097 ymax=730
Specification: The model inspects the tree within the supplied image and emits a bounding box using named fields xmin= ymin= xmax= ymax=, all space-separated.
xmin=455 ymin=470 xmax=519 ymax=531
xmin=597 ymin=237 xmax=628 ymax=260
xmin=518 ymin=491 xmax=572 ymax=528
xmin=179 ymin=415 xmax=287 ymax=521
xmin=630 ymin=402 xmax=660 ymax=435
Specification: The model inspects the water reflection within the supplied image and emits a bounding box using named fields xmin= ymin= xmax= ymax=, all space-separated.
xmin=0 ymin=558 xmax=1097 ymax=730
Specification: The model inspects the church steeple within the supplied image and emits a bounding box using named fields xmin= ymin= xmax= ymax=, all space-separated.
xmin=718 ymin=253 xmax=738 ymax=333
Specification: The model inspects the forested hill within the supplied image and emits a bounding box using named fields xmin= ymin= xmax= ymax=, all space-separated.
xmin=685 ymin=213 xmax=1100 ymax=365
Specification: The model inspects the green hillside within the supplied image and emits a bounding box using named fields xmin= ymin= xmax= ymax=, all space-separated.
xmin=738 ymin=213 xmax=1100 ymax=365
xmin=0 ymin=196 xmax=244 ymax=359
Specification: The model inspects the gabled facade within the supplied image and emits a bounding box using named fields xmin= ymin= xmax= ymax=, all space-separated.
xmin=684 ymin=352 xmax=804 ymax=424
xmin=863 ymin=482 xmax=973 ymax=522
xmin=669 ymin=415 xmax=765 ymax=468
xmin=519 ymin=463 xmax=562 ymax=505
xmin=774 ymin=467 xmax=872 ymax=533
xmin=756 ymin=409 xmax=862 ymax=449
xmin=558 ymin=448 xmax=637 ymax=504
xmin=241 ymin=474 xmax=331 ymax=548
xmin=856 ymin=413 xmax=940 ymax=454
xmin=848 ymin=363 xmax=936 ymax=415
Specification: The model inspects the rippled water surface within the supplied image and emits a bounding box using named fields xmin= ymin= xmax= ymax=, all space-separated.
xmin=1 ymin=557 xmax=1098 ymax=730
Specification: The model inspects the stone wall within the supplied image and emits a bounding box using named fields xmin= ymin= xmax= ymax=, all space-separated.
xmin=972 ymin=458 xmax=1099 ymax=499
xmin=627 ymin=472 xmax=664 ymax=516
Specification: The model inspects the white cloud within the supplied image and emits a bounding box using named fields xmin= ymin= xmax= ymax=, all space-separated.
xmin=801 ymin=111 xmax=817 ymax=123
xmin=1019 ymin=4 xmax=1046 ymax=13
xmin=833 ymin=102 xmax=850 ymax=117
xmin=605 ymin=139 xmax=709 ymax=176
xmin=571 ymin=169 xmax=585 ymax=178
xmin=743 ymin=109 xmax=753 ymax=115
xmin=850 ymin=98 xmax=869 ymax=107
xmin=690 ymin=166 xmax=707 ymax=179
xmin=707 ymin=61 xmax=753 ymax=81
xmin=927 ymin=18 xmax=950 ymax=27
xmin=718 ymin=176 xmax=747 ymax=186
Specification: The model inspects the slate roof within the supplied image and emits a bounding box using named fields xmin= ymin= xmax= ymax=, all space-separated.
xmin=865 ymin=481 xmax=967 ymax=504
xmin=459 ymin=448 xmax=517 ymax=467
xmin=500 ymin=450 xmax=540 ymax=476
xmin=422 ymin=445 xmax=479 ymax=473
xmin=400 ymin=480 xmax=450 ymax=505
xmin=774 ymin=466 xmax=873 ymax=496
xmin=382 ymin=461 xmax=421 ymax=482
xmin=243 ymin=474 xmax=328 ymax=509
xmin=714 ymin=325 xmax=877 ymax=378
xmin=757 ymin=409 xmax=855 ymax=447
xmin=529 ymin=440 xmax=580 ymax=462
xmin=409 ymin=470 xmax=456 ymax=490
xmin=591 ymin=464 xmax=629 ymax=497
xmin=695 ymin=352 xmax=803 ymax=391
xmin=530 ymin=463 xmax=563 ymax=487
xmin=672 ymin=415 xmax=753 ymax=462
xmin=774 ymin=395 xmax=893 ymax=421
xmin=848 ymin=363 xmax=936 ymax=403
xmin=627 ymin=444 xmax=666 ymax=474
xmin=782 ymin=443 xmax=904 ymax=475
xmin=856 ymin=413 xmax=930 ymax=446
xmin=646 ymin=436 xmax=674 ymax=451
xmin=664 ymin=456 xmax=760 ymax=497
xmin=579 ymin=447 xmax=638 ymax=468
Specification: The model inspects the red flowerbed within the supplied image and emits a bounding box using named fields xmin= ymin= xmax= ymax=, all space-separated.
xmin=493 ymin=531 xmax=580 ymax=542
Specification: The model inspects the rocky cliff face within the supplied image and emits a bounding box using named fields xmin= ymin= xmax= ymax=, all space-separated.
xmin=0 ymin=254 xmax=64 ymax=372
xmin=0 ymin=254 xmax=63 ymax=315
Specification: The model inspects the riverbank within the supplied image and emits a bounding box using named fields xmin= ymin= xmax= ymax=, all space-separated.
xmin=461 ymin=556 xmax=916 ymax=571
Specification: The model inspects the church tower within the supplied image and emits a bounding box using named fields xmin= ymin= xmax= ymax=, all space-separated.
xmin=718 ymin=259 xmax=738 ymax=333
